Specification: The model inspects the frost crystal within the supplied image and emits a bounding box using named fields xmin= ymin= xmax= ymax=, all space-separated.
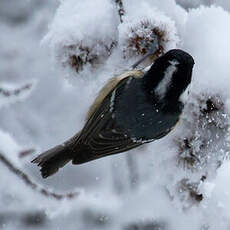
xmin=0 ymin=82 xmax=35 ymax=108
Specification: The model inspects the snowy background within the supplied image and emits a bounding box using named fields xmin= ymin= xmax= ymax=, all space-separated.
xmin=1 ymin=0 xmax=230 ymax=229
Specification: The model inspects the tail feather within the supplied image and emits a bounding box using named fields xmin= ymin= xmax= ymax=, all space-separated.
xmin=72 ymin=144 xmax=98 ymax=164
xmin=32 ymin=144 xmax=72 ymax=178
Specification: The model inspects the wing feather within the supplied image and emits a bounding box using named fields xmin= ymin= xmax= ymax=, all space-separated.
xmin=72 ymin=72 xmax=144 ymax=160
xmin=86 ymin=70 xmax=143 ymax=121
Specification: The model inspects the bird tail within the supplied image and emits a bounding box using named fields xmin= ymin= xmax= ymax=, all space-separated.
xmin=31 ymin=144 xmax=72 ymax=178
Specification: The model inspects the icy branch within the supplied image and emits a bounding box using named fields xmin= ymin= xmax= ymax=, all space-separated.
xmin=114 ymin=0 xmax=125 ymax=23
xmin=0 ymin=152 xmax=80 ymax=200
xmin=0 ymin=83 xmax=32 ymax=97
xmin=0 ymin=82 xmax=35 ymax=108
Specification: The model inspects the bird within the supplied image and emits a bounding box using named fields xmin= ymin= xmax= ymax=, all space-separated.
xmin=32 ymin=49 xmax=194 ymax=178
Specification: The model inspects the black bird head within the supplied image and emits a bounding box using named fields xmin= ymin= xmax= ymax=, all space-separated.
xmin=143 ymin=49 xmax=194 ymax=109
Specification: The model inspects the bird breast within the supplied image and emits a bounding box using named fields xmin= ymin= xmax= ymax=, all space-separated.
xmin=114 ymin=77 xmax=181 ymax=141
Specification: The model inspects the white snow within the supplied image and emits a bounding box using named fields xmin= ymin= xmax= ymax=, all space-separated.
xmin=43 ymin=0 xmax=119 ymax=75
xmin=181 ymin=6 xmax=230 ymax=98
xmin=0 ymin=129 xmax=23 ymax=168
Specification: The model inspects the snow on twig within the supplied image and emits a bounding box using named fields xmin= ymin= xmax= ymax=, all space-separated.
xmin=0 ymin=81 xmax=36 ymax=108
xmin=114 ymin=0 xmax=125 ymax=23
xmin=0 ymin=152 xmax=80 ymax=200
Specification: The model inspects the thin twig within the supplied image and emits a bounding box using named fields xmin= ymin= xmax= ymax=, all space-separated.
xmin=114 ymin=0 xmax=125 ymax=23
xmin=0 ymin=83 xmax=32 ymax=97
xmin=0 ymin=152 xmax=80 ymax=200
xmin=19 ymin=149 xmax=35 ymax=158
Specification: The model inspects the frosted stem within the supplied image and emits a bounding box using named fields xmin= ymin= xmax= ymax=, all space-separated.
xmin=0 ymin=83 xmax=32 ymax=97
xmin=0 ymin=152 xmax=80 ymax=200
xmin=114 ymin=0 xmax=125 ymax=23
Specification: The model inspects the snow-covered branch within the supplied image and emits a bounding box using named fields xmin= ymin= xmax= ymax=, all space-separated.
xmin=0 ymin=152 xmax=80 ymax=200
xmin=114 ymin=0 xmax=125 ymax=23
xmin=0 ymin=82 xmax=35 ymax=108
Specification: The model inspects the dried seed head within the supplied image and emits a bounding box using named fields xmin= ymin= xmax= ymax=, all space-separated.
xmin=60 ymin=41 xmax=117 ymax=73
xmin=175 ymin=94 xmax=230 ymax=172
xmin=176 ymin=178 xmax=203 ymax=206
xmin=121 ymin=20 xmax=173 ymax=66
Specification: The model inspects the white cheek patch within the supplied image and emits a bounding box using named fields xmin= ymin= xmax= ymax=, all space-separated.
xmin=155 ymin=60 xmax=179 ymax=99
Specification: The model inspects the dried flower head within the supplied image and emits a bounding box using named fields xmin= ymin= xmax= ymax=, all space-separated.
xmin=176 ymin=178 xmax=203 ymax=207
xmin=175 ymin=94 xmax=230 ymax=171
xmin=120 ymin=20 xmax=176 ymax=66
xmin=62 ymin=41 xmax=117 ymax=73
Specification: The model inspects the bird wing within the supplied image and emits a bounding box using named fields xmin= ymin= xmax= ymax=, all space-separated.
xmin=71 ymin=71 xmax=145 ymax=164
xmin=86 ymin=70 xmax=143 ymax=121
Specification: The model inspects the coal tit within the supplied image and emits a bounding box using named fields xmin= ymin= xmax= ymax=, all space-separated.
xmin=32 ymin=49 xmax=194 ymax=178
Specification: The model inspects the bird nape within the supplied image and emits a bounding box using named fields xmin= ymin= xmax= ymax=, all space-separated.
xmin=32 ymin=49 xmax=194 ymax=178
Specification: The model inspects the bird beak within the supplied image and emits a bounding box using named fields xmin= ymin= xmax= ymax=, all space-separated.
xmin=131 ymin=36 xmax=159 ymax=69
